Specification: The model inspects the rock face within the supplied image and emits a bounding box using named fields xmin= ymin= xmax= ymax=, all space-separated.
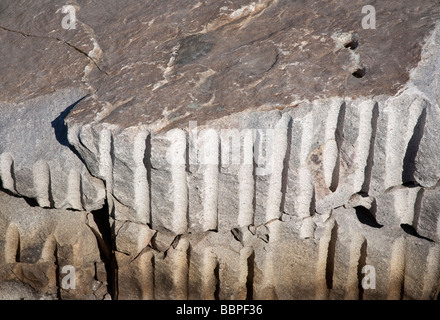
xmin=1 ymin=0 xmax=440 ymax=300
xmin=0 ymin=191 xmax=109 ymax=300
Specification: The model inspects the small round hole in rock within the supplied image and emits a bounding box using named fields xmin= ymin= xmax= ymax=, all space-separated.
xmin=352 ymin=67 xmax=366 ymax=78
xmin=344 ymin=40 xmax=358 ymax=50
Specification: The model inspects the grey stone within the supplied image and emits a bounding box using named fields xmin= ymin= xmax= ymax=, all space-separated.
xmin=0 ymin=191 xmax=109 ymax=299
xmin=0 ymin=89 xmax=106 ymax=211
xmin=1 ymin=0 xmax=440 ymax=300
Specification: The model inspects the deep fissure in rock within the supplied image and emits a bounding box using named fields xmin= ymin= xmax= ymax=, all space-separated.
xmin=91 ymin=202 xmax=117 ymax=299
xmin=325 ymin=222 xmax=338 ymax=290
xmin=361 ymin=102 xmax=379 ymax=193
xmin=402 ymin=107 xmax=427 ymax=184
xmin=246 ymin=250 xmax=255 ymax=300
xmin=214 ymin=262 xmax=220 ymax=300
xmin=54 ymin=243 xmax=61 ymax=299
xmin=357 ymin=239 xmax=368 ymax=300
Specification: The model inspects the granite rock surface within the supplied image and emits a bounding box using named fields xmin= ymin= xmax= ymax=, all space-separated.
xmin=1 ymin=0 xmax=440 ymax=300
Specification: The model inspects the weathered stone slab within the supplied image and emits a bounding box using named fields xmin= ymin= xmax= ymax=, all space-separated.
xmin=1 ymin=0 xmax=440 ymax=300
xmin=0 ymin=191 xmax=109 ymax=299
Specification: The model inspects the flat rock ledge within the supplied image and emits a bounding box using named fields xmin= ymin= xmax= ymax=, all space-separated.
xmin=1 ymin=0 xmax=440 ymax=300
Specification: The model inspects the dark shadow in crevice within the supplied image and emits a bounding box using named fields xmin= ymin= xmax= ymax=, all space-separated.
xmin=246 ymin=250 xmax=255 ymax=301
xmin=51 ymin=95 xmax=89 ymax=147
xmin=354 ymin=206 xmax=383 ymax=229
xmin=344 ymin=39 xmax=359 ymax=50
xmin=91 ymin=201 xmax=118 ymax=299
xmin=402 ymin=107 xmax=427 ymax=184
xmin=361 ymin=102 xmax=379 ymax=194
xmin=357 ymin=239 xmax=368 ymax=300
xmin=329 ymin=101 xmax=346 ymax=192
xmin=51 ymin=95 xmax=89 ymax=165
xmin=325 ymin=222 xmax=338 ymax=290
xmin=280 ymin=117 xmax=292 ymax=213
xmin=54 ymin=243 xmax=61 ymax=299
xmin=352 ymin=67 xmax=366 ymax=78
xmin=144 ymin=134 xmax=153 ymax=229
xmin=23 ymin=196 xmax=40 ymax=207
xmin=0 ymin=183 xmax=41 ymax=208
xmin=214 ymin=262 xmax=220 ymax=300
xmin=400 ymin=223 xmax=433 ymax=242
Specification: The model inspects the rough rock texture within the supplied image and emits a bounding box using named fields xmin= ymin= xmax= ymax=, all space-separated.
xmin=0 ymin=191 xmax=109 ymax=300
xmin=0 ymin=89 xmax=105 ymax=210
xmin=1 ymin=0 xmax=440 ymax=300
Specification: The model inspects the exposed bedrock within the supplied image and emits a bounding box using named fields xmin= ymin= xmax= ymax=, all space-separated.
xmin=1 ymin=0 xmax=440 ymax=299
